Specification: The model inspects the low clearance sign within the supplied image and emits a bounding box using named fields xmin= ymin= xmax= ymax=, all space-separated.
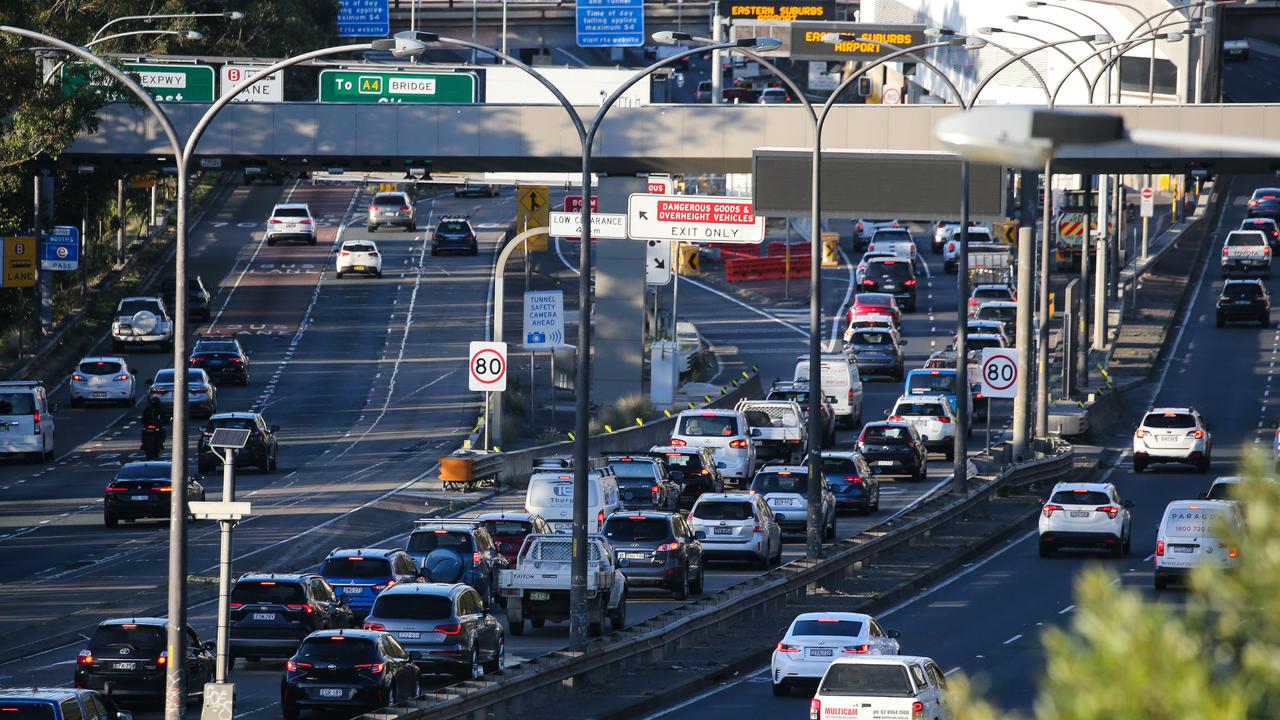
xmin=790 ymin=23 xmax=926 ymax=61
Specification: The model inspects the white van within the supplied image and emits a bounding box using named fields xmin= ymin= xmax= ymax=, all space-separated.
xmin=811 ymin=655 xmax=948 ymax=720
xmin=669 ymin=409 xmax=756 ymax=484
xmin=524 ymin=456 xmax=620 ymax=534
xmin=1153 ymin=499 xmax=1243 ymax=591
xmin=794 ymin=354 xmax=864 ymax=427
xmin=0 ymin=381 xmax=55 ymax=462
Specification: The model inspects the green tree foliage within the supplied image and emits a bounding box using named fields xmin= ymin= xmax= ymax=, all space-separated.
xmin=949 ymin=452 xmax=1280 ymax=719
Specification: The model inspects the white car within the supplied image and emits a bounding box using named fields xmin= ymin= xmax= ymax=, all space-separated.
xmin=866 ymin=228 xmax=916 ymax=260
xmin=888 ymin=394 xmax=956 ymax=459
xmin=942 ymin=227 xmax=996 ymax=273
xmin=688 ymin=493 xmax=781 ymax=568
xmin=110 ymin=296 xmax=174 ymax=352
xmin=748 ymin=465 xmax=836 ymax=540
xmin=843 ymin=314 xmax=900 ymax=344
xmin=69 ymin=356 xmax=137 ymax=408
xmin=967 ymin=283 xmax=1015 ymax=318
xmin=1038 ymin=481 xmax=1133 ymax=557
xmin=974 ymin=300 xmax=1018 ymax=339
xmin=265 ymin=203 xmax=316 ymax=246
xmin=855 ymin=250 xmax=896 ymax=284
xmin=335 ymin=240 xmax=383 ymax=278
xmin=1200 ymin=476 xmax=1243 ymax=502
xmin=1154 ymin=499 xmax=1242 ymax=591
xmin=966 ymin=319 xmax=1010 ymax=346
xmin=0 ymin=380 xmax=55 ymax=462
xmin=771 ymin=611 xmax=901 ymax=696
xmin=1133 ymin=407 xmax=1212 ymax=473
xmin=669 ymin=409 xmax=756 ymax=484
xmin=854 ymin=219 xmax=900 ymax=250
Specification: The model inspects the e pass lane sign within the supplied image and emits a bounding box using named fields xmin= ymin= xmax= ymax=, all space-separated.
xmin=980 ymin=348 xmax=1018 ymax=399
xmin=469 ymin=341 xmax=508 ymax=392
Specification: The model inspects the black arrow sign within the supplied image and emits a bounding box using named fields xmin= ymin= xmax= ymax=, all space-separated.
xmin=654 ymin=258 xmax=665 ymax=269
xmin=638 ymin=210 xmax=649 ymax=220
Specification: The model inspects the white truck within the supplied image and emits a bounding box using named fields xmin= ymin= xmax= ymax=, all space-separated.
xmin=1222 ymin=229 xmax=1272 ymax=278
xmin=735 ymin=399 xmax=807 ymax=463
xmin=812 ymin=656 xmax=949 ymax=720
xmin=497 ymin=534 xmax=627 ymax=637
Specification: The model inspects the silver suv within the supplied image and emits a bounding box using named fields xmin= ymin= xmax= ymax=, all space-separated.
xmin=265 ymin=203 xmax=316 ymax=246
xmin=111 ymin=296 xmax=173 ymax=352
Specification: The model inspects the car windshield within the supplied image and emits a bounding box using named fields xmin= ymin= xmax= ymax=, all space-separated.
xmin=872 ymin=230 xmax=911 ymax=243
xmin=1205 ymin=482 xmax=1238 ymax=501
xmin=273 ymin=207 xmax=308 ymax=218
xmin=968 ymin=337 xmax=1003 ymax=351
xmin=895 ymin=402 xmax=944 ymax=416
xmin=194 ymin=341 xmax=239 ymax=354
xmin=0 ymin=393 xmax=35 ymax=415
xmin=115 ymin=463 xmax=172 ymax=480
xmin=437 ymin=221 xmax=470 ymax=233
xmin=1143 ymin=413 xmax=1197 ymax=429
xmin=343 ymin=243 xmax=376 ymax=253
xmin=978 ymin=306 xmax=1017 ymax=322
xmin=608 ymin=461 xmax=659 ymax=479
xmin=692 ymin=501 xmax=754 ymax=521
xmin=91 ymin=624 xmax=166 ymax=650
xmin=856 ymin=294 xmax=893 ymax=306
xmin=852 ymin=331 xmax=894 ymax=346
xmin=230 ymin=580 xmax=306 ymax=605
xmin=907 ymin=373 xmax=954 ymax=394
xmin=210 ymin=418 xmax=256 ymax=430
xmin=973 ymin=288 xmax=1011 ymax=300
xmin=479 ymin=520 xmax=532 ymax=538
xmin=295 ymin=637 xmax=378 ymax=664
xmin=822 ymin=457 xmax=862 ymax=475
xmin=661 ymin=453 xmax=705 ymax=471
xmin=677 ymin=415 xmax=739 ymax=437
xmin=373 ymin=194 xmax=406 ymax=206
xmin=603 ymin=517 xmax=672 ymax=542
xmin=792 ymin=619 xmax=864 ymax=637
xmin=321 ymin=557 xmax=392 ymax=579
xmin=1228 ymin=233 xmax=1266 ymax=247
xmin=370 ymin=593 xmax=453 ymax=620
xmin=866 ymin=262 xmax=912 ymax=281
xmin=153 ymin=370 xmax=175 ymax=384
xmin=118 ymin=299 xmax=161 ymax=315
xmin=819 ymin=664 xmax=915 ymax=697
xmin=751 ymin=472 xmax=808 ymax=495
xmin=862 ymin=426 xmax=912 ymax=444
xmin=1224 ymin=284 xmax=1264 ymax=300
xmin=0 ymin=703 xmax=55 ymax=720
xmin=1050 ymin=490 xmax=1112 ymax=505
xmin=406 ymin=531 xmax=473 ymax=553
xmin=80 ymin=361 xmax=123 ymax=375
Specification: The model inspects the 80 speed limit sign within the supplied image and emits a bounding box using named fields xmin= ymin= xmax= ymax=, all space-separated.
xmin=979 ymin=348 xmax=1019 ymax=399
xmin=469 ymin=341 xmax=508 ymax=392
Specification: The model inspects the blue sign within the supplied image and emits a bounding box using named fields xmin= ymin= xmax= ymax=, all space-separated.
xmin=337 ymin=0 xmax=390 ymax=38
xmin=40 ymin=225 xmax=79 ymax=271
xmin=576 ymin=0 xmax=645 ymax=47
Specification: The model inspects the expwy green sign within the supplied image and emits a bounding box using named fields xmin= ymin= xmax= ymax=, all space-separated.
xmin=318 ymin=69 xmax=477 ymax=103
xmin=63 ymin=62 xmax=215 ymax=102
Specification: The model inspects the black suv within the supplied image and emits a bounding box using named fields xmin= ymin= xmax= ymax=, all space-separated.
xmin=162 ymin=274 xmax=211 ymax=322
xmin=602 ymin=511 xmax=704 ymax=599
xmin=430 ymin=216 xmax=478 ymax=256
xmin=1217 ymin=278 xmax=1270 ymax=327
xmin=856 ymin=421 xmax=928 ymax=482
xmin=189 ymin=334 xmax=250 ymax=385
xmin=860 ymin=257 xmax=917 ymax=311
xmin=73 ymin=618 xmax=214 ymax=703
xmin=606 ymin=455 xmax=680 ymax=511
xmin=281 ymin=630 xmax=420 ymax=720
xmin=228 ymin=573 xmax=354 ymax=665
xmin=1241 ymin=217 xmax=1280 ymax=250
xmin=197 ymin=413 xmax=279 ymax=475
xmin=649 ymin=447 xmax=724 ymax=509
xmin=404 ymin=522 xmax=506 ymax=607
xmin=103 ymin=462 xmax=205 ymax=528
xmin=1248 ymin=187 xmax=1280 ymax=221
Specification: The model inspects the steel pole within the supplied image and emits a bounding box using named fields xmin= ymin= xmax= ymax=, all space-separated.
xmin=116 ymin=176 xmax=125 ymax=266
xmin=710 ymin=2 xmax=722 ymax=105
xmin=1035 ymin=159 xmax=1052 ymax=439
xmin=1012 ymin=227 xmax=1033 ymax=461
xmin=806 ymin=121 xmax=824 ymax=560
xmin=214 ymin=448 xmax=235 ymax=683
xmin=570 ymin=142 xmax=592 ymax=651
xmin=166 ymin=155 xmax=190 ymax=720
xmin=1094 ymin=175 xmax=1108 ymax=350
xmin=1078 ymin=174 xmax=1092 ymax=391
xmin=954 ymin=161 xmax=970 ymax=493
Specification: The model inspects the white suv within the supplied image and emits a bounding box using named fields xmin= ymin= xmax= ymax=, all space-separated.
xmin=110 ymin=296 xmax=173 ymax=352
xmin=1038 ymin=482 xmax=1133 ymax=557
xmin=670 ymin=409 xmax=756 ymax=485
xmin=771 ymin=612 xmax=900 ymax=697
xmin=1133 ymin=407 xmax=1212 ymax=473
xmin=888 ymin=394 xmax=956 ymax=459
xmin=265 ymin=203 xmax=316 ymax=246
xmin=335 ymin=240 xmax=382 ymax=278
xmin=0 ymin=381 xmax=55 ymax=462
xmin=688 ymin=493 xmax=781 ymax=568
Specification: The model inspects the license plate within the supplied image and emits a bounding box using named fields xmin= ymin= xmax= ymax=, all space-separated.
xmin=318 ymin=689 xmax=344 ymax=698
xmin=253 ymin=613 xmax=276 ymax=621
xmin=875 ymin=460 xmax=895 ymax=466
xmin=342 ymin=586 xmax=363 ymax=594
xmin=713 ymin=527 xmax=733 ymax=535
xmin=530 ymin=591 xmax=551 ymax=601
xmin=620 ymin=552 xmax=648 ymax=560
xmin=113 ymin=662 xmax=136 ymax=670
xmin=93 ymin=392 xmax=107 ymax=398
xmin=1160 ymin=435 xmax=1177 ymax=442
xmin=398 ymin=631 xmax=420 ymax=639
xmin=130 ymin=495 xmax=150 ymax=501
xmin=354 ymin=265 xmax=366 ymax=271
xmin=209 ymin=360 xmax=224 ymax=365
xmin=1069 ymin=511 xmax=1090 ymax=518
xmin=772 ymin=499 xmax=796 ymax=507
xmin=1173 ymin=546 xmax=1195 ymax=554
xmin=808 ymin=648 xmax=833 ymax=657
xmin=383 ymin=211 xmax=396 ymax=216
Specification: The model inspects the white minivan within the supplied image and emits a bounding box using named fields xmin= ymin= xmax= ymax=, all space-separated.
xmin=1153 ymin=499 xmax=1243 ymax=591
xmin=524 ymin=456 xmax=621 ymax=534
xmin=0 ymin=381 xmax=55 ymax=463
xmin=811 ymin=655 xmax=948 ymax=720
xmin=794 ymin=354 xmax=864 ymax=427
xmin=669 ymin=409 xmax=756 ymax=484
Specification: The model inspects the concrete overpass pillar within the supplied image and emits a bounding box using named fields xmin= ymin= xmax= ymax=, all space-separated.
xmin=591 ymin=175 xmax=647 ymax=408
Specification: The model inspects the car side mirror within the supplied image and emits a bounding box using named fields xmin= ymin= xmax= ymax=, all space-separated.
xmin=750 ymin=428 xmax=762 ymax=437
xmin=1123 ymin=499 xmax=1135 ymax=509
xmin=886 ymin=629 xmax=901 ymax=639
xmin=130 ymin=367 xmax=138 ymax=374
xmin=899 ymin=339 xmax=907 ymax=346
xmin=271 ymin=425 xmax=280 ymax=432
xmin=883 ymin=409 xmax=890 ymax=417
xmin=694 ymin=530 xmax=706 ymax=540
xmin=778 ymin=625 xmax=789 ymax=636
xmin=825 ymin=395 xmax=837 ymax=403
xmin=115 ymin=710 xmax=134 ymax=720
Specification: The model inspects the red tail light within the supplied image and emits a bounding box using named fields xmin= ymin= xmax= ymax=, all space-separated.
xmin=191 ymin=357 xmax=204 ymax=363
xmin=1135 ymin=429 xmax=1147 ymax=438
xmin=862 ymin=279 xmax=876 ymax=286
xmin=969 ymin=298 xmax=979 ymax=306
xmin=1096 ymin=505 xmax=1119 ymax=519
xmin=1156 ymin=539 xmax=1165 ymax=557
xmin=400 ymin=206 xmax=411 ymax=212
xmin=888 ymin=415 xmax=904 ymax=422
xmin=856 ymin=223 xmax=863 ymax=232
xmin=810 ymin=699 xmax=821 ymax=720
xmin=848 ymin=389 xmax=855 ymax=400
xmin=299 ymin=219 xmax=312 ymax=225
xmin=1188 ymin=429 xmax=1205 ymax=439
xmin=369 ymin=251 xmax=379 ymax=256
xmin=230 ymin=357 xmax=242 ymax=364
xmin=105 ymin=484 xmax=128 ymax=492
xmin=72 ymin=374 xmax=85 ymax=382
xmin=891 ymin=221 xmax=900 ymax=228
xmin=841 ymin=644 xmax=870 ymax=654
xmin=777 ymin=642 xmax=800 ymax=653
xmin=157 ymin=652 xmax=167 ymax=666
xmin=1043 ymin=504 xmax=1064 ymax=518
xmin=115 ymin=373 xmax=130 ymax=381
xmin=340 ymin=251 xmax=351 ymax=257
xmin=269 ymin=218 xmax=282 ymax=224
xmin=729 ymin=439 xmax=749 ymax=448
xmin=371 ymin=580 xmax=397 ymax=591
xmin=286 ymin=603 xmax=314 ymax=614
xmin=904 ymin=278 xmax=917 ymax=286
xmin=433 ymin=623 xmax=461 ymax=636
xmin=656 ymin=542 xmax=679 ymax=552
xmin=597 ymin=509 xmax=605 ymax=525
xmin=354 ymin=663 xmax=384 ymax=674
xmin=286 ymin=660 xmax=311 ymax=672
xmin=229 ymin=602 xmax=243 ymax=609
xmin=1229 ymin=546 xmax=1239 ymax=558
xmin=77 ymin=650 xmax=94 ymax=666
xmin=363 ymin=621 xmax=385 ymax=631
xmin=948 ymin=242 xmax=955 ymax=252
xmin=1223 ymin=247 xmax=1230 ymax=256
xmin=472 ymin=551 xmax=483 ymax=565
xmin=845 ymin=475 xmax=864 ymax=485
xmin=669 ymin=438 xmax=687 ymax=446
xmin=912 ymin=701 xmax=924 ymax=719
xmin=937 ymin=416 xmax=951 ymax=423
xmin=32 ymin=410 xmax=40 ymax=435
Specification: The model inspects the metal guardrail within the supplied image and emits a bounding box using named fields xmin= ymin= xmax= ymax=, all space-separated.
xmin=369 ymin=443 xmax=1075 ymax=720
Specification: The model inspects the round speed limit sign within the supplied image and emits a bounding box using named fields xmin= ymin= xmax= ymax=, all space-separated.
xmin=469 ymin=341 xmax=508 ymax=392
xmin=980 ymin=348 xmax=1019 ymax=399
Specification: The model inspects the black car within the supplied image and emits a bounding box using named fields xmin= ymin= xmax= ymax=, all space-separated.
xmin=281 ymin=630 xmax=420 ymax=720
xmin=1217 ymin=278 xmax=1270 ymax=327
xmin=860 ymin=258 xmax=917 ymax=312
xmin=197 ymin=413 xmax=279 ymax=475
xmin=361 ymin=583 xmax=505 ymax=679
xmin=649 ymin=447 xmax=724 ymax=509
xmin=162 ymin=274 xmax=211 ymax=322
xmin=820 ymin=451 xmax=880 ymax=514
xmin=189 ymin=334 xmax=250 ymax=385
xmin=856 ymin=422 xmax=928 ymax=481
xmin=602 ymin=511 xmax=704 ymax=599
xmin=404 ymin=522 xmax=506 ymax=607
xmin=1248 ymin=187 xmax=1280 ymax=221
xmin=606 ymin=455 xmax=680 ymax=511
xmin=1241 ymin=217 xmax=1280 ymax=250
xmin=228 ymin=573 xmax=354 ymax=664
xmin=430 ymin=216 xmax=477 ymax=256
xmin=103 ymin=462 xmax=205 ymax=528
xmin=74 ymin=618 xmax=214 ymax=703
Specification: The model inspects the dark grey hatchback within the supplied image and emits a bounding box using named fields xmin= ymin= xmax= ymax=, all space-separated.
xmin=228 ymin=573 xmax=353 ymax=664
xmin=602 ymin=512 xmax=704 ymax=600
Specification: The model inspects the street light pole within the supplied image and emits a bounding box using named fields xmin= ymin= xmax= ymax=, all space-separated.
xmin=91 ymin=10 xmax=244 ymax=42
xmin=214 ymin=447 xmax=237 ymax=683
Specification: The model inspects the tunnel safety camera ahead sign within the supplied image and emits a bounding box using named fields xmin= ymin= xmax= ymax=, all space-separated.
xmin=627 ymin=194 xmax=765 ymax=244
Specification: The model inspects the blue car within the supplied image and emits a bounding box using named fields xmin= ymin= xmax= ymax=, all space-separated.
xmin=318 ymin=548 xmax=422 ymax=619
xmin=903 ymin=368 xmax=976 ymax=421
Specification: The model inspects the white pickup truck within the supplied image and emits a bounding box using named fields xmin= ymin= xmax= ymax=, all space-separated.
xmin=1222 ymin=229 xmax=1272 ymax=278
xmin=497 ymin=534 xmax=627 ymax=637
xmin=812 ymin=656 xmax=948 ymax=720
xmin=735 ymin=399 xmax=807 ymax=463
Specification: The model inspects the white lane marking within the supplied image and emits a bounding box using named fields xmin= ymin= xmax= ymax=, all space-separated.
xmin=637 ymin=667 xmax=770 ymax=720
xmin=1003 ymin=634 xmax=1022 ymax=645
xmin=879 ymin=527 xmax=1038 ymax=618
xmin=1058 ymin=604 xmax=1075 ymax=614
xmin=945 ymin=666 xmax=962 ymax=675
xmin=209 ymin=180 xmax=301 ymax=328
xmin=828 ymin=245 xmax=857 ymax=343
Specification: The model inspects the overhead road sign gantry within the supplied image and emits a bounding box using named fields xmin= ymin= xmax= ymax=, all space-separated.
xmin=627 ymin=194 xmax=765 ymax=244
xmin=318 ymin=69 xmax=478 ymax=103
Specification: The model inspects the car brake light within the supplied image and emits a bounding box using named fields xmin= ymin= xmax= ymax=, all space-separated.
xmin=810 ymin=699 xmax=821 ymax=720
xmin=969 ymin=298 xmax=979 ymax=306
xmin=937 ymin=416 xmax=951 ymax=423
xmin=105 ymin=484 xmax=128 ymax=492
xmin=286 ymin=603 xmax=314 ymax=614
xmin=905 ymin=278 xmax=917 ymax=286
xmin=912 ymin=700 xmax=924 ymax=720
xmin=1155 ymin=539 xmax=1165 ymax=557
xmin=472 ymin=551 xmax=483 ymax=566
xmin=32 ymin=410 xmax=40 ymax=435
xmin=269 ymin=219 xmax=281 ymax=224
xmin=729 ymin=439 xmax=749 ymax=448
xmin=151 ymin=486 xmax=173 ymax=492
xmin=845 ymin=475 xmax=863 ymax=485
xmin=669 ymin=438 xmax=687 ymax=446
xmin=1250 ymin=200 xmax=1259 ymax=206
xmin=77 ymin=650 xmax=94 ymax=666
xmin=948 ymin=242 xmax=955 ymax=252
xmin=340 ymin=251 xmax=350 ymax=256
xmin=362 ymin=621 xmax=385 ymax=631
xmin=115 ymin=373 xmax=130 ymax=381
xmin=1229 ymin=547 xmax=1239 ymax=558
xmin=656 ymin=542 xmax=679 ymax=552
xmin=354 ymin=663 xmax=385 ymax=674
xmin=598 ymin=509 xmax=605 ymax=525
xmin=72 ymin=374 xmax=85 ymax=382
xmin=1188 ymin=429 xmax=1205 ymax=439
xmin=891 ymin=221 xmax=900 ymax=228
xmin=369 ymin=251 xmax=379 ymax=256
xmin=400 ymin=206 xmax=411 ymax=212
xmin=888 ymin=415 xmax=904 ymax=422
xmin=1096 ymin=505 xmax=1119 ymax=519
xmin=841 ymin=644 xmax=870 ymax=654
xmin=1043 ymin=504 xmax=1063 ymax=518
xmin=230 ymin=357 xmax=242 ymax=363
xmin=434 ymin=623 xmax=461 ymax=636
xmin=286 ymin=660 xmax=311 ymax=672
xmin=299 ymin=219 xmax=312 ymax=224
xmin=371 ymin=580 xmax=396 ymax=591
xmin=777 ymin=642 xmax=800 ymax=653
xmin=862 ymin=279 xmax=876 ymax=286
xmin=1135 ymin=429 xmax=1147 ymax=438
xmin=157 ymin=652 xmax=167 ymax=666
xmin=856 ymin=223 xmax=863 ymax=232
xmin=229 ymin=602 xmax=243 ymax=609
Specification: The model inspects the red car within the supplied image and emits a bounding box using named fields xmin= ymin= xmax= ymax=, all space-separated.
xmin=472 ymin=511 xmax=552 ymax=567
xmin=848 ymin=292 xmax=902 ymax=327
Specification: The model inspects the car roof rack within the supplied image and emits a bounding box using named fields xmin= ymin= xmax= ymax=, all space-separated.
xmin=533 ymin=455 xmax=609 ymax=471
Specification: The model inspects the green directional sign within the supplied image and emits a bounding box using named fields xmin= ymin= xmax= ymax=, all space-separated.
xmin=63 ymin=62 xmax=216 ymax=102
xmin=318 ymin=69 xmax=477 ymax=103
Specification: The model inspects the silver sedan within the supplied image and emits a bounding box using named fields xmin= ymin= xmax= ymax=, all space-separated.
xmin=148 ymin=367 xmax=217 ymax=417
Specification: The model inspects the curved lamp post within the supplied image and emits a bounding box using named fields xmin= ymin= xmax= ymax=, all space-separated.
xmin=979 ymin=26 xmax=1101 ymax=100
xmin=91 ymin=10 xmax=244 ymax=42
xmin=42 ymin=30 xmax=204 ymax=84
